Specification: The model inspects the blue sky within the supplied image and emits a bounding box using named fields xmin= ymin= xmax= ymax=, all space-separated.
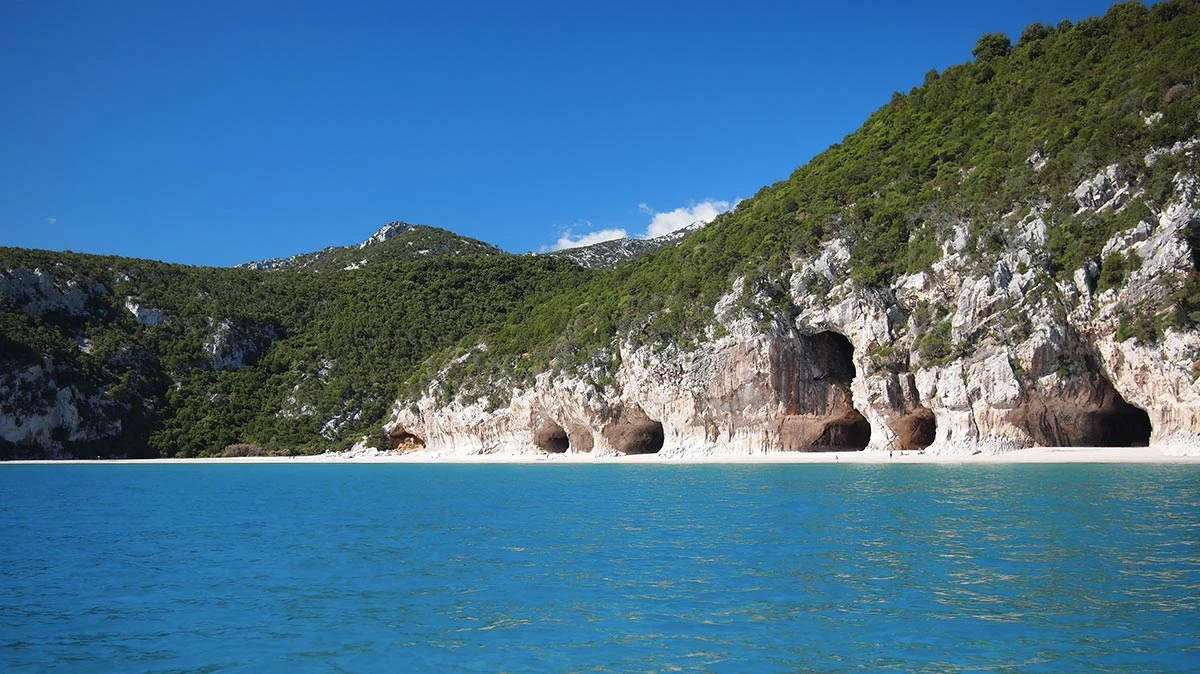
xmin=2 ymin=0 xmax=1120 ymax=267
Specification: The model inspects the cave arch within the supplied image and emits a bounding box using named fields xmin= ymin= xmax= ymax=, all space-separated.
xmin=1010 ymin=377 xmax=1152 ymax=447
xmin=605 ymin=406 xmax=665 ymax=455
xmin=616 ymin=419 xmax=665 ymax=454
xmin=813 ymin=409 xmax=872 ymax=450
xmin=1090 ymin=395 xmax=1151 ymax=447
xmin=806 ymin=331 xmax=870 ymax=451
xmin=387 ymin=427 xmax=425 ymax=451
xmin=893 ymin=406 xmax=937 ymax=450
xmin=533 ymin=421 xmax=570 ymax=453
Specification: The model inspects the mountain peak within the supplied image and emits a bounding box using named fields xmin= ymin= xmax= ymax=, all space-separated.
xmin=237 ymin=221 xmax=500 ymax=272
xmin=359 ymin=221 xmax=417 ymax=249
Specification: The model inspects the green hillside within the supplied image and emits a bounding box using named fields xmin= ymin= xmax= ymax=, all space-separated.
xmin=0 ymin=245 xmax=587 ymax=458
xmin=416 ymin=0 xmax=1200 ymax=404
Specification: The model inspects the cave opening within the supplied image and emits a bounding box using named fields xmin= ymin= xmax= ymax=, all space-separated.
xmin=813 ymin=409 xmax=872 ymax=450
xmin=387 ymin=427 xmax=426 ymax=451
xmin=533 ymin=422 xmax=570 ymax=453
xmin=612 ymin=419 xmax=665 ymax=455
xmin=1012 ymin=378 xmax=1152 ymax=447
xmin=1093 ymin=397 xmax=1152 ymax=447
xmin=809 ymin=331 xmax=858 ymax=382
xmin=808 ymin=331 xmax=870 ymax=451
xmin=894 ymin=406 xmax=937 ymax=450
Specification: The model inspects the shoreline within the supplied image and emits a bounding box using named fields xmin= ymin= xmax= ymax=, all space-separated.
xmin=6 ymin=445 xmax=1200 ymax=465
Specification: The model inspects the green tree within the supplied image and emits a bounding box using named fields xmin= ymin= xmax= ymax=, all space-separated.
xmin=973 ymin=32 xmax=1012 ymax=61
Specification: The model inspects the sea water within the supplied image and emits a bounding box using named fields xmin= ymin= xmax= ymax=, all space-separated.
xmin=0 ymin=463 xmax=1197 ymax=673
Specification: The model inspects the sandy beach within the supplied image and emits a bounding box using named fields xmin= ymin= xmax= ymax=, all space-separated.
xmin=8 ymin=445 xmax=1200 ymax=465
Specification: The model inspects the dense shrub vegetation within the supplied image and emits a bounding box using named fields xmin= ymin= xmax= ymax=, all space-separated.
xmin=0 ymin=242 xmax=587 ymax=457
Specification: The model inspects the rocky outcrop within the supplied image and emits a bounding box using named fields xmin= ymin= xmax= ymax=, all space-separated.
xmin=236 ymin=221 xmax=501 ymax=272
xmin=204 ymin=318 xmax=280 ymax=370
xmin=124 ymin=298 xmax=166 ymax=326
xmin=2 ymin=267 xmax=106 ymax=316
xmin=0 ymin=362 xmax=126 ymax=458
xmin=388 ymin=146 xmax=1200 ymax=458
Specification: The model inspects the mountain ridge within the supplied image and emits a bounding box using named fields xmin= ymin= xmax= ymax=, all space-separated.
xmin=236 ymin=221 xmax=502 ymax=272
xmin=545 ymin=222 xmax=706 ymax=268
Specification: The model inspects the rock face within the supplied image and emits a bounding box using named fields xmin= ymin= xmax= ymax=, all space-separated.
xmin=388 ymin=149 xmax=1200 ymax=458
xmin=0 ymin=262 xmax=289 ymax=457
xmin=203 ymin=318 xmax=280 ymax=370
xmin=2 ymin=267 xmax=105 ymax=316
xmin=0 ymin=366 xmax=124 ymax=458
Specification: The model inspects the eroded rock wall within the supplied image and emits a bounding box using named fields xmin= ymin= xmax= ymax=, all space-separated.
xmin=389 ymin=317 xmax=875 ymax=458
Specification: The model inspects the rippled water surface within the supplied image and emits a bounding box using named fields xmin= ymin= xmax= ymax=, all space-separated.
xmin=1 ymin=463 xmax=1198 ymax=672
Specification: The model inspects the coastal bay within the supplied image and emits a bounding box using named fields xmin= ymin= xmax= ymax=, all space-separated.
xmin=2 ymin=462 xmax=1197 ymax=672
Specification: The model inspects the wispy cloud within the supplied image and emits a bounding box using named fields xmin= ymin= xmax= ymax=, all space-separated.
xmin=46 ymin=217 xmax=57 ymax=225
xmin=545 ymin=225 xmax=628 ymax=251
xmin=543 ymin=199 xmax=735 ymax=252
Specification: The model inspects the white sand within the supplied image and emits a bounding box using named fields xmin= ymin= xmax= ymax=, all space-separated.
xmin=8 ymin=445 xmax=1199 ymax=465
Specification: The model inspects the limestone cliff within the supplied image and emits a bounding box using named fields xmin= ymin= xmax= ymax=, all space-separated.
xmin=387 ymin=144 xmax=1200 ymax=457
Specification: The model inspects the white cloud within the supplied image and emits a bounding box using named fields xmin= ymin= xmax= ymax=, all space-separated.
xmin=641 ymin=200 xmax=732 ymax=238
xmin=547 ymin=226 xmax=628 ymax=251
xmin=543 ymin=199 xmax=735 ymax=252
xmin=46 ymin=217 xmax=57 ymax=225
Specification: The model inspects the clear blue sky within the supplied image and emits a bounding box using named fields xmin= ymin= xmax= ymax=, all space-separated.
xmin=2 ymin=0 xmax=1120 ymax=266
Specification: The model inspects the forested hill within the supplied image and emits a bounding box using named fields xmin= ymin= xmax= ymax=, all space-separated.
xmin=237 ymin=221 xmax=501 ymax=272
xmin=0 ymin=243 xmax=589 ymax=458
xmin=410 ymin=0 xmax=1200 ymax=407
xmin=3 ymin=0 xmax=1199 ymax=459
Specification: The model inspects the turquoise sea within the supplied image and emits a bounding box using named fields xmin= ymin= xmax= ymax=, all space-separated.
xmin=1 ymin=463 xmax=1197 ymax=673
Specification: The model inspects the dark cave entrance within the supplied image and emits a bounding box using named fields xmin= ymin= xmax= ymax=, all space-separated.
xmin=809 ymin=331 xmax=870 ymax=451
xmin=612 ymin=419 xmax=665 ymax=455
xmin=1012 ymin=375 xmax=1152 ymax=447
xmin=809 ymin=331 xmax=858 ymax=383
xmin=812 ymin=409 xmax=872 ymax=451
xmin=894 ymin=406 xmax=937 ymax=450
xmin=533 ymin=421 xmax=570 ymax=453
xmin=1092 ymin=396 xmax=1152 ymax=447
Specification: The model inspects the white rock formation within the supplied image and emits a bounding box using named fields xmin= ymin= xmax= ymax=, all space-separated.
xmin=124 ymin=298 xmax=166 ymax=326
xmin=1 ymin=267 xmax=101 ymax=315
